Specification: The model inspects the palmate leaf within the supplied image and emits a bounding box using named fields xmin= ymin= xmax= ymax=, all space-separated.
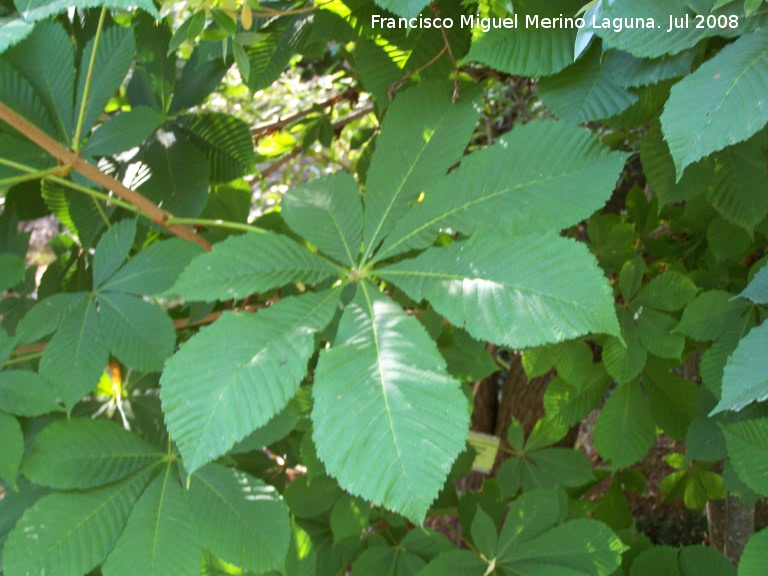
xmin=2 ymin=468 xmax=152 ymax=576
xmin=22 ymin=418 xmax=163 ymax=490
xmin=362 ymin=81 xmax=482 ymax=260
xmin=374 ymin=120 xmax=627 ymax=261
xmin=312 ymin=281 xmax=469 ymax=523
xmin=161 ymin=289 xmax=340 ymax=474
xmin=102 ymin=463 xmax=201 ymax=576
xmin=173 ymin=231 xmax=338 ymax=302
xmin=281 ymin=172 xmax=363 ymax=267
xmin=74 ymin=24 xmax=135 ymax=140
xmin=379 ymin=232 xmax=618 ymax=349
xmin=186 ymin=464 xmax=290 ymax=574
xmin=538 ymin=44 xmax=638 ymax=124
xmin=661 ymin=28 xmax=768 ymax=177
xmin=3 ymin=21 xmax=74 ymax=142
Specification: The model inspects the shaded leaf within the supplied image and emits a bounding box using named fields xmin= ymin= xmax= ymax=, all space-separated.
xmin=186 ymin=464 xmax=290 ymax=574
xmin=22 ymin=418 xmax=163 ymax=489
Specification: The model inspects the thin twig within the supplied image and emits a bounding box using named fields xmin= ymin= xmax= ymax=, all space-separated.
xmin=250 ymin=89 xmax=357 ymax=139
xmin=388 ymin=44 xmax=448 ymax=100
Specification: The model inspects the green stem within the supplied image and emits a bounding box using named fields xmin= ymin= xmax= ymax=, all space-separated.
xmin=0 ymin=166 xmax=68 ymax=187
xmin=48 ymin=175 xmax=142 ymax=215
xmin=165 ymin=217 xmax=267 ymax=235
xmin=2 ymin=352 xmax=44 ymax=367
xmin=0 ymin=157 xmax=41 ymax=173
xmin=73 ymin=6 xmax=108 ymax=152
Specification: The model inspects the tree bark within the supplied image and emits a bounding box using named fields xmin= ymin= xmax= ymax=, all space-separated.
xmin=724 ymin=495 xmax=754 ymax=566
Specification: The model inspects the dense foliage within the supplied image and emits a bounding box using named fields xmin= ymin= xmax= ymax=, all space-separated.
xmin=1 ymin=0 xmax=768 ymax=574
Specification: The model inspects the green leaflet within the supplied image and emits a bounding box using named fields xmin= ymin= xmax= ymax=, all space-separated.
xmin=0 ymin=58 xmax=59 ymax=139
xmin=643 ymin=365 xmax=697 ymax=440
xmin=373 ymin=0 xmax=430 ymax=19
xmin=741 ymin=262 xmax=768 ymax=304
xmin=712 ymin=323 xmax=768 ymax=414
xmin=186 ymin=464 xmax=290 ymax=573
xmin=312 ymin=281 xmax=469 ymax=523
xmin=102 ymin=464 xmax=201 ymax=576
xmin=100 ymin=237 xmax=204 ymax=296
xmin=721 ymin=417 xmax=768 ymax=496
xmin=374 ymin=120 xmax=627 ymax=261
xmin=603 ymin=49 xmax=697 ymax=89
xmin=14 ymin=291 xmax=83 ymax=345
xmin=98 ymin=292 xmax=176 ymax=372
xmin=174 ymin=113 xmax=256 ymax=182
xmin=661 ymin=28 xmax=768 ymax=177
xmin=244 ymin=16 xmax=310 ymax=93
xmin=739 ymin=528 xmax=768 ymax=576
xmin=0 ymin=481 xmax=49 ymax=571
xmin=12 ymin=0 xmax=159 ymax=23
xmin=130 ymin=130 xmax=210 ymax=218
xmin=82 ymin=106 xmax=165 ymax=156
xmin=634 ymin=271 xmax=698 ymax=312
xmin=281 ymin=172 xmax=363 ymax=267
xmin=351 ymin=546 xmax=426 ymax=575
xmin=379 ymin=232 xmax=618 ymax=349
xmin=538 ymin=44 xmax=638 ymax=123
xmin=22 ymin=418 xmax=163 ymax=490
xmin=0 ymin=412 xmax=23 ymax=487
xmin=464 ymin=0 xmax=583 ymax=77
xmin=93 ymin=219 xmax=137 ymax=289
xmin=0 ymin=369 xmax=60 ymax=416
xmin=74 ymin=25 xmax=136 ymax=142
xmin=362 ymin=81 xmax=482 ymax=260
xmin=161 ymin=289 xmax=340 ymax=473
xmin=173 ymin=231 xmax=338 ymax=302
xmin=0 ymin=18 xmax=34 ymax=55
xmin=2 ymin=468 xmax=152 ymax=576
xmin=594 ymin=380 xmax=655 ymax=470
xmin=3 ymin=21 xmax=74 ymax=142
xmin=593 ymin=0 xmax=748 ymax=59
xmin=167 ymin=44 xmax=228 ymax=114
xmin=674 ymin=290 xmax=750 ymax=341
xmin=38 ymin=294 xmax=108 ymax=412
xmin=0 ymin=253 xmax=25 ymax=292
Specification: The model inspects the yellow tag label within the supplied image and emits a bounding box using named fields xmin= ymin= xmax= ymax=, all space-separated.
xmin=468 ymin=432 xmax=500 ymax=474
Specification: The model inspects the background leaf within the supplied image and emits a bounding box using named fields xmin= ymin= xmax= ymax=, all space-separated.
xmin=2 ymin=469 xmax=150 ymax=576
xmin=22 ymin=418 xmax=163 ymax=490
xmin=186 ymin=464 xmax=290 ymax=574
